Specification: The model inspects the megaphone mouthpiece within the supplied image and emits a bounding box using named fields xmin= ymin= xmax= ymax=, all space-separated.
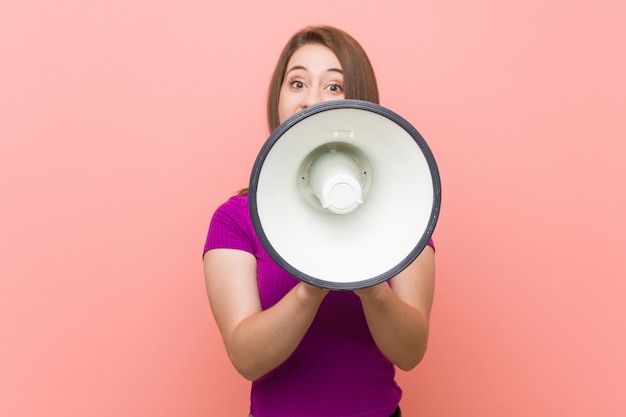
xmin=309 ymin=149 xmax=364 ymax=214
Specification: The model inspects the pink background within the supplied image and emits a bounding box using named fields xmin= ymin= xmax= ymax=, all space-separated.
xmin=2 ymin=1 xmax=625 ymax=416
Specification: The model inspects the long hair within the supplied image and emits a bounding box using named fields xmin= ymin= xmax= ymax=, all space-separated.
xmin=239 ymin=26 xmax=379 ymax=195
xmin=267 ymin=25 xmax=379 ymax=132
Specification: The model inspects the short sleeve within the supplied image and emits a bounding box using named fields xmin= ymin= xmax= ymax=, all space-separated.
xmin=203 ymin=195 xmax=255 ymax=256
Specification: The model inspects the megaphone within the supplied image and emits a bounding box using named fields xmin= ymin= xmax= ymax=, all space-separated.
xmin=249 ymin=100 xmax=441 ymax=290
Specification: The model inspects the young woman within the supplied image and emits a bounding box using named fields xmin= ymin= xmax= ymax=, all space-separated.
xmin=203 ymin=25 xmax=435 ymax=417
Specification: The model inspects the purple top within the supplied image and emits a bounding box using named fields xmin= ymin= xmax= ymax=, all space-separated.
xmin=204 ymin=194 xmax=434 ymax=417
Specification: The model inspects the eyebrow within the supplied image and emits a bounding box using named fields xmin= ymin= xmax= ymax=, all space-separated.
xmin=285 ymin=65 xmax=344 ymax=75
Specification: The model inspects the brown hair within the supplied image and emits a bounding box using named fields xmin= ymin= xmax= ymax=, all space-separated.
xmin=239 ymin=26 xmax=379 ymax=195
xmin=266 ymin=25 xmax=379 ymax=132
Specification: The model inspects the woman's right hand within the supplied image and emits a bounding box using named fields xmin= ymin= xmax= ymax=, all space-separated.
xmin=296 ymin=282 xmax=329 ymax=305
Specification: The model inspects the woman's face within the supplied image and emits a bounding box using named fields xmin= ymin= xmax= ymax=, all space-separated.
xmin=278 ymin=44 xmax=345 ymax=124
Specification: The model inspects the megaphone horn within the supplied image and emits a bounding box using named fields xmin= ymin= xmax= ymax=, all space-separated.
xmin=249 ymin=99 xmax=441 ymax=290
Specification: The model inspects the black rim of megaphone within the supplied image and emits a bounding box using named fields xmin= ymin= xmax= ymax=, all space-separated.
xmin=249 ymin=99 xmax=441 ymax=290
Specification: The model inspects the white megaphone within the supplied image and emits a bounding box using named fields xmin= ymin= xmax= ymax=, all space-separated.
xmin=249 ymin=100 xmax=441 ymax=290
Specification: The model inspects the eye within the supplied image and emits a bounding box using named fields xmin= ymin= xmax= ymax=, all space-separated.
xmin=289 ymin=80 xmax=305 ymax=89
xmin=326 ymin=83 xmax=344 ymax=93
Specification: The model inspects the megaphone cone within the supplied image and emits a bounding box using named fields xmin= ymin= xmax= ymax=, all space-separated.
xmin=249 ymin=100 xmax=441 ymax=290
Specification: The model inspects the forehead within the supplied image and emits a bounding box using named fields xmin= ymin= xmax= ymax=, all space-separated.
xmin=286 ymin=44 xmax=342 ymax=70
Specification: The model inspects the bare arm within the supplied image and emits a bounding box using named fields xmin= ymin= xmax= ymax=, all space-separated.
xmin=354 ymin=246 xmax=435 ymax=370
xmin=203 ymin=248 xmax=328 ymax=381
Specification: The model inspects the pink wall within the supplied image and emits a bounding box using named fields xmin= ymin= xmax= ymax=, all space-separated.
xmin=2 ymin=1 xmax=625 ymax=416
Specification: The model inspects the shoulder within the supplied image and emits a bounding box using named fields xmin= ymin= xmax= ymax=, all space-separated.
xmin=213 ymin=193 xmax=250 ymax=220
xmin=220 ymin=193 xmax=248 ymax=210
